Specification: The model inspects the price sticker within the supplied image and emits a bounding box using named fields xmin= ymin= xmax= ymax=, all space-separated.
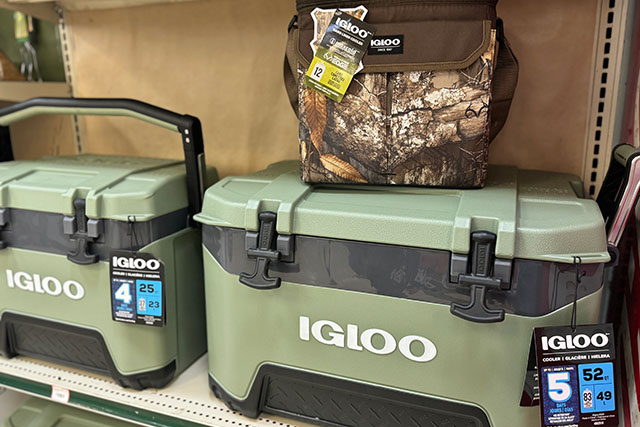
xmin=51 ymin=386 xmax=70 ymax=403
xmin=534 ymin=324 xmax=618 ymax=427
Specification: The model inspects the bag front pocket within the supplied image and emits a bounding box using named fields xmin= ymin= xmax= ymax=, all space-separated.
xmin=290 ymin=1 xmax=515 ymax=187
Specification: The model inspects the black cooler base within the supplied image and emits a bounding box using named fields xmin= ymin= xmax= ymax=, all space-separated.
xmin=209 ymin=365 xmax=491 ymax=427
xmin=0 ymin=312 xmax=176 ymax=390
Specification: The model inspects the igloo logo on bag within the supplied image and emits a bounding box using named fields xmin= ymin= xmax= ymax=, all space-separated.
xmin=368 ymin=35 xmax=404 ymax=55
xmin=5 ymin=269 xmax=85 ymax=300
xmin=299 ymin=316 xmax=437 ymax=362
xmin=371 ymin=37 xmax=402 ymax=47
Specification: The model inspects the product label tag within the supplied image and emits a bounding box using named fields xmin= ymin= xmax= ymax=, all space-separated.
xmin=110 ymin=251 xmax=165 ymax=327
xmin=304 ymin=9 xmax=375 ymax=102
xmin=368 ymin=35 xmax=404 ymax=55
xmin=534 ymin=324 xmax=618 ymax=426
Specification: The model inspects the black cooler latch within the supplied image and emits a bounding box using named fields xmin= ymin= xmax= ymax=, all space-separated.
xmin=450 ymin=231 xmax=510 ymax=323
xmin=240 ymin=211 xmax=294 ymax=290
xmin=63 ymin=199 xmax=103 ymax=265
xmin=0 ymin=208 xmax=9 ymax=249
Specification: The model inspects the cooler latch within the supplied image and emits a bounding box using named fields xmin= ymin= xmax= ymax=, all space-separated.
xmin=240 ymin=211 xmax=294 ymax=290
xmin=450 ymin=231 xmax=510 ymax=323
xmin=63 ymin=199 xmax=103 ymax=265
xmin=0 ymin=208 xmax=9 ymax=249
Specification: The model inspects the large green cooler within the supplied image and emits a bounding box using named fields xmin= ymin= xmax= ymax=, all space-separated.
xmin=3 ymin=397 xmax=136 ymax=427
xmin=0 ymin=98 xmax=214 ymax=389
xmin=195 ymin=161 xmax=610 ymax=427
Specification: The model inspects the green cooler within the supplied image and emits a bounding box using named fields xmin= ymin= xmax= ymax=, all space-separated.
xmin=3 ymin=397 xmax=136 ymax=427
xmin=0 ymin=98 xmax=214 ymax=389
xmin=195 ymin=161 xmax=610 ymax=427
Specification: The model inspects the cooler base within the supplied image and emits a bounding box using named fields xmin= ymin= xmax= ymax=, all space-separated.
xmin=0 ymin=312 xmax=176 ymax=390
xmin=209 ymin=365 xmax=491 ymax=427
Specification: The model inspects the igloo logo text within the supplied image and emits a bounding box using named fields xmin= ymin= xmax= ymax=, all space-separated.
xmin=5 ymin=269 xmax=85 ymax=300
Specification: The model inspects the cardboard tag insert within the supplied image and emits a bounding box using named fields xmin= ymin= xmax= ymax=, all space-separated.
xmin=534 ymin=324 xmax=618 ymax=427
xmin=304 ymin=9 xmax=375 ymax=102
xmin=110 ymin=251 xmax=165 ymax=327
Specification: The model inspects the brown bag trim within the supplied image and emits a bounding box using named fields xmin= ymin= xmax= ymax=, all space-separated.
xmin=293 ymin=20 xmax=491 ymax=73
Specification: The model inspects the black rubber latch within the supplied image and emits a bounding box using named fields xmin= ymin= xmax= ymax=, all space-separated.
xmin=240 ymin=212 xmax=282 ymax=290
xmin=67 ymin=199 xmax=99 ymax=265
xmin=450 ymin=231 xmax=505 ymax=323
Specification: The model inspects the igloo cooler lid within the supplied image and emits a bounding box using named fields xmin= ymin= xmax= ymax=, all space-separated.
xmin=195 ymin=161 xmax=609 ymax=264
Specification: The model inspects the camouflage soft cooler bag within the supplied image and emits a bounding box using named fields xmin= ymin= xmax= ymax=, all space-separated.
xmin=285 ymin=0 xmax=518 ymax=187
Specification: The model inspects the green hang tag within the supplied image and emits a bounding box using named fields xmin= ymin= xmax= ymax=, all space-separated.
xmin=304 ymin=10 xmax=375 ymax=102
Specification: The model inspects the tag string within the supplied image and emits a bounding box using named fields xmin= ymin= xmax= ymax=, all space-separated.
xmin=127 ymin=215 xmax=140 ymax=254
xmin=571 ymin=256 xmax=586 ymax=332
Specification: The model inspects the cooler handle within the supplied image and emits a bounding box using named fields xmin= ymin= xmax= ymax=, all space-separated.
xmin=0 ymin=97 xmax=207 ymax=220
xmin=596 ymin=143 xmax=640 ymax=250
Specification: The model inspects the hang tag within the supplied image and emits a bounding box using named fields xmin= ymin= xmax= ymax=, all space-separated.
xmin=109 ymin=251 xmax=165 ymax=327
xmin=534 ymin=324 xmax=618 ymax=427
xmin=304 ymin=9 xmax=376 ymax=102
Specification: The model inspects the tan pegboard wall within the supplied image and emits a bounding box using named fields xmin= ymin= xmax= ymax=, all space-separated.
xmin=12 ymin=0 xmax=617 ymax=182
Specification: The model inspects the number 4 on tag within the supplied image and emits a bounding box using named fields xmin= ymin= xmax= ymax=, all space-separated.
xmin=115 ymin=283 xmax=132 ymax=304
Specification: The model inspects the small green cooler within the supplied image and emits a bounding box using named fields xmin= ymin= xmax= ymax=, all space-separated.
xmin=3 ymin=397 xmax=136 ymax=427
xmin=0 ymin=98 xmax=214 ymax=389
xmin=195 ymin=161 xmax=610 ymax=427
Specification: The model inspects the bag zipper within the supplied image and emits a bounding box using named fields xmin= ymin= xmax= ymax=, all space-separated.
xmin=385 ymin=73 xmax=393 ymax=180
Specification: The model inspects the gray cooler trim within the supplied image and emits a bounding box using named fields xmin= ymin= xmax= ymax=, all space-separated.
xmin=0 ymin=208 xmax=188 ymax=260
xmin=203 ymin=225 xmax=604 ymax=318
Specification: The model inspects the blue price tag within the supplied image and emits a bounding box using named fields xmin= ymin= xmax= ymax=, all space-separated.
xmin=136 ymin=280 xmax=162 ymax=317
xmin=578 ymin=363 xmax=615 ymax=413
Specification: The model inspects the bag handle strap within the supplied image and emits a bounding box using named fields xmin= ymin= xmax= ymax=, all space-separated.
xmin=284 ymin=15 xmax=300 ymax=117
xmin=0 ymin=97 xmax=207 ymax=220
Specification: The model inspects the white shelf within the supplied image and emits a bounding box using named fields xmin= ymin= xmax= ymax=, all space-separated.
xmin=0 ymin=81 xmax=71 ymax=102
xmin=0 ymin=355 xmax=312 ymax=427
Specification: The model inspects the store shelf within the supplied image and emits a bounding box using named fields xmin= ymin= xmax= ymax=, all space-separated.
xmin=0 ymin=355 xmax=311 ymax=427
xmin=0 ymin=81 xmax=70 ymax=102
xmin=3 ymin=0 xmax=198 ymax=14
xmin=0 ymin=0 xmax=58 ymax=22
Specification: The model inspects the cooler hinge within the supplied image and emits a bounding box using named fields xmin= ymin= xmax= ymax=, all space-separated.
xmin=0 ymin=208 xmax=9 ymax=249
xmin=449 ymin=231 xmax=511 ymax=323
xmin=63 ymin=199 xmax=103 ymax=265
xmin=240 ymin=211 xmax=294 ymax=290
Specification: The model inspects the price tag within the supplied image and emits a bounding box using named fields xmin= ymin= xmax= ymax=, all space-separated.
xmin=535 ymin=324 xmax=618 ymax=427
xmin=51 ymin=386 xmax=70 ymax=403
xmin=110 ymin=251 xmax=165 ymax=327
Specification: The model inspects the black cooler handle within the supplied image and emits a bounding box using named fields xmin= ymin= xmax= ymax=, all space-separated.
xmin=0 ymin=97 xmax=207 ymax=221
xmin=596 ymin=143 xmax=640 ymax=254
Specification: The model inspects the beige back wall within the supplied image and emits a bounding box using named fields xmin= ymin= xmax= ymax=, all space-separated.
xmin=67 ymin=0 xmax=298 ymax=178
xmin=52 ymin=0 xmax=597 ymax=179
